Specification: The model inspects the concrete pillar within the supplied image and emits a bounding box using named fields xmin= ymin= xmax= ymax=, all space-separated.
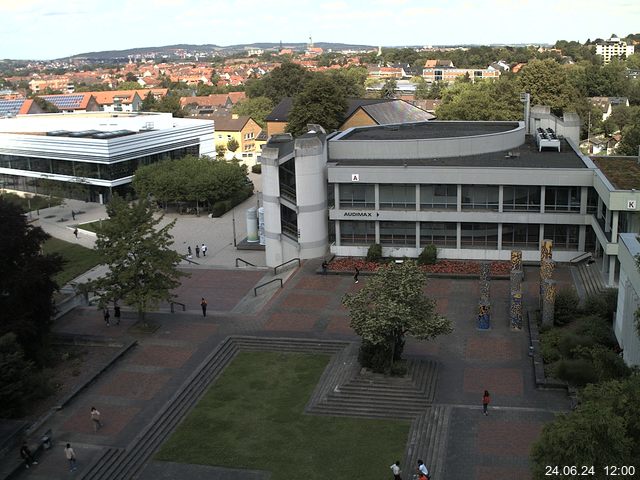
xmin=578 ymin=225 xmax=586 ymax=252
xmin=498 ymin=185 xmax=504 ymax=213
xmin=375 ymin=221 xmax=380 ymax=244
xmin=609 ymin=255 xmax=616 ymax=287
xmin=511 ymin=250 xmax=523 ymax=272
xmin=612 ymin=211 xmax=619 ymax=240
xmin=497 ymin=223 xmax=503 ymax=250
xmin=580 ymin=186 xmax=588 ymax=215
xmin=457 ymin=184 xmax=462 ymax=212
xmin=510 ymin=289 xmax=523 ymax=330
xmin=374 ymin=183 xmax=380 ymax=211
xmin=415 ymin=184 xmax=421 ymax=212
xmin=334 ymin=183 xmax=340 ymax=207
xmin=477 ymin=301 xmax=491 ymax=330
xmin=456 ymin=222 xmax=461 ymax=249
xmin=511 ymin=269 xmax=523 ymax=293
xmin=416 ymin=221 xmax=420 ymax=250
xmin=540 ymin=186 xmax=546 ymax=213
xmin=335 ymin=220 xmax=341 ymax=247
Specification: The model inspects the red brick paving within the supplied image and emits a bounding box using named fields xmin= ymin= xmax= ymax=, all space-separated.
xmin=295 ymin=276 xmax=343 ymax=291
xmin=463 ymin=367 xmax=524 ymax=396
xmin=424 ymin=278 xmax=453 ymax=296
xmin=325 ymin=315 xmax=354 ymax=335
xmin=476 ymin=466 xmax=532 ymax=480
xmin=403 ymin=339 xmax=441 ymax=357
xmin=157 ymin=322 xmax=218 ymax=343
xmin=62 ymin=404 xmax=141 ymax=436
xmin=128 ymin=344 xmax=195 ymax=369
xmin=436 ymin=298 xmax=449 ymax=315
xmin=53 ymin=308 xmax=131 ymax=337
xmin=97 ymin=371 xmax=171 ymax=400
xmin=465 ymin=337 xmax=521 ymax=361
xmin=172 ymin=269 xmax=264 ymax=311
xmin=476 ymin=420 xmax=544 ymax=456
xmin=265 ymin=312 xmax=319 ymax=331
xmin=281 ymin=293 xmax=330 ymax=310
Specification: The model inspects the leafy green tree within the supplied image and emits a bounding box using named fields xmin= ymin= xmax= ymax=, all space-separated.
xmin=436 ymin=78 xmax=522 ymax=121
xmin=342 ymin=261 xmax=453 ymax=372
xmin=216 ymin=144 xmax=227 ymax=159
xmin=324 ymin=67 xmax=368 ymax=97
xmin=227 ymin=137 xmax=239 ymax=153
xmin=246 ymin=62 xmax=311 ymax=104
xmin=157 ymin=93 xmax=185 ymax=118
xmin=141 ymin=91 xmax=158 ymax=111
xmin=380 ymin=78 xmax=397 ymax=98
xmin=517 ymin=59 xmax=582 ymax=116
xmin=0 ymin=333 xmax=39 ymax=418
xmin=617 ymin=123 xmax=640 ymax=156
xmin=91 ymin=196 xmax=186 ymax=326
xmin=0 ymin=198 xmax=63 ymax=364
xmin=232 ymin=96 xmax=273 ymax=129
xmin=125 ymin=72 xmax=138 ymax=82
xmin=286 ymin=75 xmax=348 ymax=136
xmin=117 ymin=81 xmax=142 ymax=90
xmin=33 ymin=96 xmax=59 ymax=113
xmin=530 ymin=375 xmax=640 ymax=478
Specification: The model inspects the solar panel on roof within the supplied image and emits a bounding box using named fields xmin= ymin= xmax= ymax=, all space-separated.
xmin=68 ymin=130 xmax=101 ymax=137
xmin=0 ymin=99 xmax=26 ymax=116
xmin=40 ymin=94 xmax=84 ymax=109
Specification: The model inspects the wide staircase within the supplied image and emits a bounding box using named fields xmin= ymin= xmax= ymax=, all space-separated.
xmin=574 ymin=260 xmax=606 ymax=300
xmin=78 ymin=336 xmax=348 ymax=480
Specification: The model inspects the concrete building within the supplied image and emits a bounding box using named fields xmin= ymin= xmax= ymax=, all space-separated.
xmin=596 ymin=36 xmax=635 ymax=64
xmin=614 ymin=233 xmax=640 ymax=367
xmin=0 ymin=112 xmax=214 ymax=203
xmin=260 ymin=107 xmax=640 ymax=287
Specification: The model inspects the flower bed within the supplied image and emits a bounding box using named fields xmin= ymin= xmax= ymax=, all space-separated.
xmin=327 ymin=257 xmax=512 ymax=276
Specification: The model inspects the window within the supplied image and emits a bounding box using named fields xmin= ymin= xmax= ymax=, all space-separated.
xmin=587 ymin=187 xmax=598 ymax=214
xmin=545 ymin=187 xmax=580 ymax=212
xmin=461 ymin=223 xmax=499 ymax=248
xmin=462 ymin=185 xmax=499 ymax=211
xmin=421 ymin=184 xmax=457 ymax=210
xmin=339 ymin=184 xmax=375 ymax=209
xmin=502 ymin=224 xmax=540 ymax=248
xmin=340 ymin=221 xmax=375 ymax=245
xmin=380 ymin=221 xmax=416 ymax=246
xmin=379 ymin=184 xmax=415 ymax=209
xmin=543 ymin=224 xmax=579 ymax=250
xmin=420 ymin=222 xmax=457 ymax=247
xmin=279 ymin=159 xmax=296 ymax=202
xmin=280 ymin=205 xmax=298 ymax=239
xmin=503 ymin=186 xmax=540 ymax=211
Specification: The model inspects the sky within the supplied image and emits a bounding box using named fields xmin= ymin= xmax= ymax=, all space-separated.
xmin=1 ymin=0 xmax=639 ymax=60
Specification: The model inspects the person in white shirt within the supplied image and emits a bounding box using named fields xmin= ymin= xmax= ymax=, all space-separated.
xmin=64 ymin=443 xmax=77 ymax=471
xmin=390 ymin=460 xmax=402 ymax=480
xmin=417 ymin=459 xmax=429 ymax=478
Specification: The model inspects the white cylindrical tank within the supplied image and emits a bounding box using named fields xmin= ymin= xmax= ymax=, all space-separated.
xmin=246 ymin=207 xmax=258 ymax=242
xmin=258 ymin=207 xmax=265 ymax=246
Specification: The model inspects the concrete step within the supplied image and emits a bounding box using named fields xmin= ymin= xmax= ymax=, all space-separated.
xmin=309 ymin=404 xmax=419 ymax=420
xmin=403 ymin=405 xmax=452 ymax=480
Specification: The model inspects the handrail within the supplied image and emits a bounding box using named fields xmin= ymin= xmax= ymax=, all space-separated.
xmin=183 ymin=256 xmax=200 ymax=265
xmin=273 ymin=257 xmax=300 ymax=275
xmin=170 ymin=301 xmax=186 ymax=313
xmin=569 ymin=251 xmax=592 ymax=264
xmin=254 ymin=278 xmax=283 ymax=296
xmin=235 ymin=257 xmax=256 ymax=267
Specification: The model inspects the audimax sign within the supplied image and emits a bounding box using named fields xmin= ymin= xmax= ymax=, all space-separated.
xmin=343 ymin=211 xmax=380 ymax=217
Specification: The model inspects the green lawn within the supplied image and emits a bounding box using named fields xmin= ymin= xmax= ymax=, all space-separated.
xmin=156 ymin=351 xmax=410 ymax=480
xmin=76 ymin=219 xmax=109 ymax=233
xmin=42 ymin=237 xmax=102 ymax=286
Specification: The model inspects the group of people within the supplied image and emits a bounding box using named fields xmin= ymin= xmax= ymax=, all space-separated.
xmin=20 ymin=407 xmax=101 ymax=472
xmin=187 ymin=243 xmax=208 ymax=259
xmin=390 ymin=459 xmax=430 ymax=480
xmin=103 ymin=305 xmax=121 ymax=326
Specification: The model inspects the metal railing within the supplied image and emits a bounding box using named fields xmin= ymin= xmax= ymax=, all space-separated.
xmin=273 ymin=257 xmax=300 ymax=275
xmin=235 ymin=257 xmax=256 ymax=267
xmin=254 ymin=278 xmax=283 ymax=296
xmin=183 ymin=256 xmax=200 ymax=265
xmin=170 ymin=301 xmax=186 ymax=313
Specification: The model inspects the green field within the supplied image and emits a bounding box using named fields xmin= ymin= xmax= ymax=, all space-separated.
xmin=76 ymin=219 xmax=109 ymax=233
xmin=42 ymin=237 xmax=102 ymax=286
xmin=156 ymin=351 xmax=409 ymax=480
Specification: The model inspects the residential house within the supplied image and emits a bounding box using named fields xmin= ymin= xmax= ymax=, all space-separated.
xmin=92 ymin=90 xmax=144 ymax=112
xmin=422 ymin=60 xmax=500 ymax=84
xmin=180 ymin=93 xmax=246 ymax=116
xmin=590 ymin=97 xmax=630 ymax=121
xmin=36 ymin=93 xmax=101 ymax=113
xmin=596 ymin=36 xmax=635 ymax=64
xmin=207 ymin=113 xmax=263 ymax=166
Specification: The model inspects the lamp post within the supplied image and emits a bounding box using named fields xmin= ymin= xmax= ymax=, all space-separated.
xmin=232 ymin=207 xmax=237 ymax=247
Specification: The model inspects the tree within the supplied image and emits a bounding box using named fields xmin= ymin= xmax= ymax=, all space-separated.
xmin=0 ymin=198 xmax=63 ymax=364
xmin=517 ymin=59 xmax=582 ymax=116
xmin=232 ymin=96 xmax=273 ymax=129
xmin=141 ymin=91 xmax=158 ymax=111
xmin=342 ymin=261 xmax=453 ymax=372
xmin=436 ymin=78 xmax=522 ymax=121
xmin=530 ymin=375 xmax=640 ymax=478
xmin=380 ymin=78 xmax=397 ymax=98
xmin=285 ymin=75 xmax=348 ymax=136
xmin=0 ymin=333 xmax=39 ymax=418
xmin=245 ymin=62 xmax=311 ymax=104
xmin=32 ymin=96 xmax=59 ymax=113
xmin=91 ymin=196 xmax=186 ymax=326
xmin=216 ymin=144 xmax=227 ymax=159
xmin=226 ymin=138 xmax=239 ymax=153
xmin=125 ymin=72 xmax=138 ymax=82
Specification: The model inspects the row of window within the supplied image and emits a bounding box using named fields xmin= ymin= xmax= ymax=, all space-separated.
xmin=338 ymin=221 xmax=581 ymax=250
xmin=0 ymin=145 xmax=200 ymax=181
xmin=336 ymin=184 xmax=597 ymax=213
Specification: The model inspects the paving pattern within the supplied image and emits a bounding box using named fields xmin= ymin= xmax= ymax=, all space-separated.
xmin=15 ymin=261 xmax=572 ymax=480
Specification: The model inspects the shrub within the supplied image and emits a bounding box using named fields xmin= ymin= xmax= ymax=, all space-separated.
xmin=554 ymin=288 xmax=580 ymax=326
xmin=575 ymin=315 xmax=616 ymax=347
xmin=557 ymin=333 xmax=595 ymax=358
xmin=358 ymin=340 xmax=390 ymax=373
xmin=540 ymin=329 xmax=563 ymax=363
xmin=584 ymin=289 xmax=618 ymax=321
xmin=251 ymin=164 xmax=262 ymax=174
xmin=554 ymin=358 xmax=598 ymax=386
xmin=366 ymin=243 xmax=383 ymax=262
xmin=588 ymin=346 xmax=631 ymax=382
xmin=418 ymin=244 xmax=438 ymax=265
xmin=211 ymin=200 xmax=232 ymax=217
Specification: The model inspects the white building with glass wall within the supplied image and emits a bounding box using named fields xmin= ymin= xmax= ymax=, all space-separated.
xmin=260 ymin=108 xmax=640 ymax=287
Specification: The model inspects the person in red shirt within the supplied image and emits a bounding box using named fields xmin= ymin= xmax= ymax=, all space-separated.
xmin=482 ymin=390 xmax=491 ymax=416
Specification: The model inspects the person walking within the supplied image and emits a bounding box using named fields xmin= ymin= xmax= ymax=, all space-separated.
xmin=187 ymin=246 xmax=192 ymax=258
xmin=20 ymin=442 xmax=37 ymax=469
xmin=200 ymin=297 xmax=207 ymax=317
xmin=91 ymin=407 xmax=103 ymax=431
xmin=417 ymin=460 xmax=430 ymax=480
xmin=201 ymin=243 xmax=207 ymax=256
xmin=482 ymin=390 xmax=491 ymax=416
xmin=195 ymin=245 xmax=200 ymax=258
xmin=114 ymin=304 xmax=121 ymax=325
xmin=73 ymin=227 xmax=78 ymax=239
xmin=354 ymin=266 xmax=360 ymax=284
xmin=103 ymin=307 xmax=110 ymax=326
xmin=390 ymin=460 xmax=402 ymax=480
xmin=321 ymin=260 xmax=328 ymax=275
xmin=64 ymin=443 xmax=77 ymax=472
xmin=71 ymin=210 xmax=76 ymax=221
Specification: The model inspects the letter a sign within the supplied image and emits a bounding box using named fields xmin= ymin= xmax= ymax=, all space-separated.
xmin=351 ymin=173 xmax=360 ymax=182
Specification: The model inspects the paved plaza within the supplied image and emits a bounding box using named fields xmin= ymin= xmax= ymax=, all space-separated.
xmin=7 ymin=189 xmax=575 ymax=480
